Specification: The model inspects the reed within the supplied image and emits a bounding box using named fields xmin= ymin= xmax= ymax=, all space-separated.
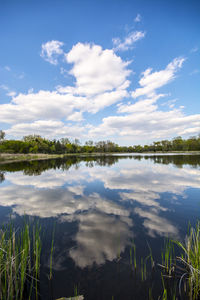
xmin=0 ymin=220 xmax=41 ymax=300
xmin=49 ymin=225 xmax=55 ymax=281
xmin=173 ymin=221 xmax=200 ymax=299
xmin=158 ymin=221 xmax=200 ymax=299
xmin=160 ymin=238 xmax=175 ymax=275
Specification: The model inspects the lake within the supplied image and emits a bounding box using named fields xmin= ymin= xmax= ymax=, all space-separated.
xmin=0 ymin=154 xmax=200 ymax=299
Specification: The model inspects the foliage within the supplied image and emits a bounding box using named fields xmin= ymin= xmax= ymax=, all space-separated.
xmin=0 ymin=132 xmax=200 ymax=155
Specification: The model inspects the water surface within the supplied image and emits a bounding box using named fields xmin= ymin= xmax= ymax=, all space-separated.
xmin=0 ymin=154 xmax=200 ymax=299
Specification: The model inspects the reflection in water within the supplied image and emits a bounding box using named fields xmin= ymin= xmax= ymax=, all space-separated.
xmin=0 ymin=155 xmax=122 ymax=174
xmin=5 ymin=168 xmax=86 ymax=188
xmin=0 ymin=172 xmax=5 ymax=183
xmin=138 ymin=154 xmax=200 ymax=168
xmin=0 ymin=154 xmax=200 ymax=270
xmin=0 ymin=183 xmax=129 ymax=219
xmin=66 ymin=212 xmax=133 ymax=268
xmin=1 ymin=154 xmax=200 ymax=299
xmin=87 ymin=160 xmax=200 ymax=203
xmin=134 ymin=208 xmax=178 ymax=238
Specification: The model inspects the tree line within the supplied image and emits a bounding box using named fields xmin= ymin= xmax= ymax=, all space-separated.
xmin=0 ymin=130 xmax=200 ymax=154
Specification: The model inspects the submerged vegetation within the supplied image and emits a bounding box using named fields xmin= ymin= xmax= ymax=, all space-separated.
xmin=0 ymin=131 xmax=200 ymax=154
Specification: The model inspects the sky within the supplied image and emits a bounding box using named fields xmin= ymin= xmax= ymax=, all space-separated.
xmin=0 ymin=0 xmax=200 ymax=145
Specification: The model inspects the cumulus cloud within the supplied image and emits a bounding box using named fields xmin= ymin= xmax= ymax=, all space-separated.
xmin=112 ymin=31 xmax=145 ymax=51
xmin=0 ymin=90 xmax=84 ymax=124
xmin=6 ymin=120 xmax=85 ymax=139
xmin=1 ymin=37 xmax=199 ymax=143
xmin=88 ymin=106 xmax=200 ymax=141
xmin=65 ymin=42 xmax=131 ymax=96
xmin=87 ymin=56 xmax=200 ymax=142
xmin=40 ymin=40 xmax=64 ymax=65
xmin=0 ymin=42 xmax=132 ymax=138
xmin=132 ymin=57 xmax=185 ymax=98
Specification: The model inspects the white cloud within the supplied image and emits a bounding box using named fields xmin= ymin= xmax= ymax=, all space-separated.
xmin=0 ymin=42 xmax=132 ymax=139
xmin=134 ymin=14 xmax=141 ymax=22
xmin=117 ymin=94 xmax=164 ymax=114
xmin=0 ymin=90 xmax=84 ymax=124
xmin=132 ymin=57 xmax=185 ymax=98
xmin=1 ymin=37 xmax=199 ymax=143
xmin=65 ymin=42 xmax=131 ymax=96
xmin=0 ymin=84 xmax=16 ymax=98
xmin=113 ymin=31 xmax=145 ymax=51
xmin=6 ymin=91 xmax=16 ymax=97
xmin=88 ymin=106 xmax=200 ymax=141
xmin=28 ymin=88 xmax=34 ymax=93
xmin=60 ymin=67 xmax=68 ymax=76
xmin=86 ymin=56 xmax=200 ymax=142
xmin=67 ymin=111 xmax=84 ymax=122
xmin=40 ymin=40 xmax=64 ymax=65
xmin=6 ymin=120 xmax=85 ymax=139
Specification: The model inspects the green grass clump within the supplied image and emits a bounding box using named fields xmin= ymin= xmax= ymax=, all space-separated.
xmin=173 ymin=221 xmax=200 ymax=299
xmin=0 ymin=221 xmax=41 ymax=300
xmin=158 ymin=221 xmax=200 ymax=299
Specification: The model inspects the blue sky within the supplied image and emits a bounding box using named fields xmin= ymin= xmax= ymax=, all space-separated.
xmin=0 ymin=0 xmax=200 ymax=145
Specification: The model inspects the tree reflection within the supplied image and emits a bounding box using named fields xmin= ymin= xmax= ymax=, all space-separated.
xmin=134 ymin=154 xmax=200 ymax=168
xmin=0 ymin=172 xmax=5 ymax=184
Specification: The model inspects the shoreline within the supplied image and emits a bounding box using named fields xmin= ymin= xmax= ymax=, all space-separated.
xmin=0 ymin=151 xmax=200 ymax=165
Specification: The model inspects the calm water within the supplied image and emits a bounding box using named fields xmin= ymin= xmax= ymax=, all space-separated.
xmin=0 ymin=154 xmax=200 ymax=299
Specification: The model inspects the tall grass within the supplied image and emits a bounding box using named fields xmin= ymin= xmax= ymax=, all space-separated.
xmin=173 ymin=221 xmax=200 ymax=299
xmin=0 ymin=221 xmax=41 ymax=300
xmin=158 ymin=221 xmax=200 ymax=299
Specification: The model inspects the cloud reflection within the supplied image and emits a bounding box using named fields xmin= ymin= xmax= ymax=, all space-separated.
xmin=134 ymin=208 xmax=178 ymax=238
xmin=67 ymin=212 xmax=133 ymax=268
xmin=1 ymin=156 xmax=200 ymax=267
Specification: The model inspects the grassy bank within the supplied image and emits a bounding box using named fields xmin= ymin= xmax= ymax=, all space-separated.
xmin=1 ymin=151 xmax=200 ymax=165
xmin=0 ymin=153 xmax=65 ymax=164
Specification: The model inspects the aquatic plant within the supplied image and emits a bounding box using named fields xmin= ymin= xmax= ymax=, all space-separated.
xmin=0 ymin=221 xmax=41 ymax=300
xmin=174 ymin=221 xmax=200 ymax=299
xmin=158 ymin=221 xmax=200 ymax=299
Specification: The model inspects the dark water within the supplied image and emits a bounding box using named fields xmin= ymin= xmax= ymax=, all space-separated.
xmin=0 ymin=154 xmax=200 ymax=299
